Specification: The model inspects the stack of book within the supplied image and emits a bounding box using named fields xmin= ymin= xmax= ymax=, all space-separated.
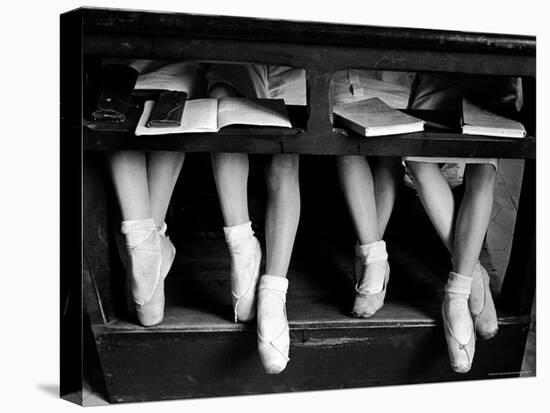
xmin=461 ymin=98 xmax=526 ymax=138
xmin=333 ymin=97 xmax=424 ymax=137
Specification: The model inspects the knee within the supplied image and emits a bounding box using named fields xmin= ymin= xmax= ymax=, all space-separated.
xmin=336 ymin=155 xmax=367 ymax=175
xmin=208 ymin=83 xmax=240 ymax=98
xmin=464 ymin=164 xmax=496 ymax=193
xmin=266 ymin=155 xmax=300 ymax=192
xmin=406 ymin=161 xmax=434 ymax=187
xmin=337 ymin=155 xmax=363 ymax=168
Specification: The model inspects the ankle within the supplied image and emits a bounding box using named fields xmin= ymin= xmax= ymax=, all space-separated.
xmin=121 ymin=218 xmax=158 ymax=249
xmin=356 ymin=240 xmax=388 ymax=264
xmin=355 ymin=240 xmax=388 ymax=295
xmin=259 ymin=275 xmax=288 ymax=295
xmin=224 ymin=221 xmax=254 ymax=246
xmin=445 ymin=271 xmax=473 ymax=297
xmin=258 ymin=275 xmax=288 ymax=335
xmin=258 ymin=276 xmax=288 ymax=314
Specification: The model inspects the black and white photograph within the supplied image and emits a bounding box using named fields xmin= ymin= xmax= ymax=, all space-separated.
xmin=4 ymin=0 xmax=547 ymax=411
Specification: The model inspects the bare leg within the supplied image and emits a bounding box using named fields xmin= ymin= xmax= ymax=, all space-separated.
xmin=209 ymin=84 xmax=251 ymax=226
xmin=146 ymin=151 xmax=185 ymax=227
xmin=211 ymin=153 xmax=250 ymax=226
xmin=264 ymin=154 xmax=301 ymax=277
xmin=258 ymin=154 xmax=299 ymax=373
xmin=107 ymin=150 xmax=166 ymax=327
xmin=444 ymin=163 xmax=495 ymax=369
xmin=407 ymin=161 xmax=455 ymax=251
xmin=408 ymin=161 xmax=496 ymax=371
xmin=452 ymin=164 xmax=496 ymax=276
xmin=373 ymin=157 xmax=402 ymax=236
xmin=336 ymin=155 xmax=380 ymax=244
xmin=107 ymin=151 xmax=151 ymax=220
xmin=337 ymin=155 xmax=391 ymax=313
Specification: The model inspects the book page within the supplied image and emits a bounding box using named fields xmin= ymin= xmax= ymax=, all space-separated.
xmin=217 ymin=97 xmax=291 ymax=129
xmin=135 ymin=99 xmax=218 ymax=135
xmin=462 ymin=98 xmax=526 ymax=137
xmin=180 ymin=99 xmax=219 ymax=132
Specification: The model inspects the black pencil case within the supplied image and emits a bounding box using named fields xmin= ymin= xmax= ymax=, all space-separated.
xmin=147 ymin=91 xmax=188 ymax=128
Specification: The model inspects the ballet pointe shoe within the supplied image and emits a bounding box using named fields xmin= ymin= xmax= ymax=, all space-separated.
xmin=469 ymin=261 xmax=498 ymax=340
xmin=224 ymin=222 xmax=262 ymax=323
xmin=442 ymin=271 xmax=475 ymax=373
xmin=257 ymin=275 xmax=290 ymax=374
xmin=352 ymin=240 xmax=390 ymax=318
xmin=121 ymin=220 xmax=175 ymax=327
xmin=134 ymin=222 xmax=175 ymax=326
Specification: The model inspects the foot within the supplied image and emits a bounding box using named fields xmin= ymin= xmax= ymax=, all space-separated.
xmin=352 ymin=240 xmax=390 ymax=318
xmin=122 ymin=219 xmax=175 ymax=327
xmin=224 ymin=222 xmax=262 ymax=322
xmin=442 ymin=272 xmax=475 ymax=373
xmin=257 ymin=275 xmax=290 ymax=374
xmin=469 ymin=261 xmax=498 ymax=340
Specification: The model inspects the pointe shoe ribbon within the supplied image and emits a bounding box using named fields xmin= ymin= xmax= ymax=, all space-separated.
xmin=470 ymin=261 xmax=498 ymax=340
xmin=352 ymin=240 xmax=390 ymax=318
xmin=224 ymin=222 xmax=262 ymax=323
xmin=442 ymin=271 xmax=475 ymax=373
xmin=257 ymin=275 xmax=290 ymax=374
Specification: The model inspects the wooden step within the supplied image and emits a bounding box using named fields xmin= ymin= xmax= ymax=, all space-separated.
xmin=92 ymin=236 xmax=529 ymax=403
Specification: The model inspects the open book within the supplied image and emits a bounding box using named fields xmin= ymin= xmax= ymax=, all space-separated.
xmin=333 ymin=97 xmax=424 ymax=137
xmin=461 ymin=98 xmax=526 ymax=138
xmin=135 ymin=97 xmax=291 ymax=135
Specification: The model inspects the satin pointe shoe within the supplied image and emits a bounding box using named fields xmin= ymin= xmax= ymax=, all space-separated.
xmin=469 ymin=261 xmax=498 ymax=340
xmin=224 ymin=221 xmax=262 ymax=322
xmin=442 ymin=271 xmax=475 ymax=373
xmin=121 ymin=219 xmax=175 ymax=327
xmin=257 ymin=275 xmax=290 ymax=374
xmin=352 ymin=240 xmax=390 ymax=318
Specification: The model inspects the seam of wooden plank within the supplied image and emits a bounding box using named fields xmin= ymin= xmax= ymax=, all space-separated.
xmin=92 ymin=314 xmax=530 ymax=334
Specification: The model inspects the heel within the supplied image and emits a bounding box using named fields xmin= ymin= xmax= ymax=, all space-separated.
xmin=225 ymin=223 xmax=262 ymax=323
xmin=352 ymin=240 xmax=390 ymax=318
xmin=442 ymin=272 xmax=475 ymax=373
xmin=122 ymin=220 xmax=175 ymax=327
xmin=470 ymin=262 xmax=498 ymax=340
xmin=135 ymin=228 xmax=176 ymax=326
xmin=257 ymin=275 xmax=290 ymax=374
xmin=231 ymin=238 xmax=261 ymax=323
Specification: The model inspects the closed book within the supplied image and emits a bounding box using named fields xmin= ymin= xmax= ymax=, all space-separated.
xmin=333 ymin=97 xmax=424 ymax=137
xmin=461 ymin=98 xmax=526 ymax=138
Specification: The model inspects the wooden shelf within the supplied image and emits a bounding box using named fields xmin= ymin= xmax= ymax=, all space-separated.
xmin=83 ymin=105 xmax=535 ymax=158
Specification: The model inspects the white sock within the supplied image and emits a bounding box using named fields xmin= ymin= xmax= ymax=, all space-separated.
xmin=356 ymin=240 xmax=388 ymax=294
xmin=445 ymin=272 xmax=474 ymax=343
xmin=258 ymin=275 xmax=288 ymax=341
xmin=121 ymin=218 xmax=157 ymax=248
xmin=223 ymin=221 xmax=254 ymax=246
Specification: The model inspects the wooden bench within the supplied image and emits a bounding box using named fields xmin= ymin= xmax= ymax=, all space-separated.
xmin=60 ymin=7 xmax=536 ymax=403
